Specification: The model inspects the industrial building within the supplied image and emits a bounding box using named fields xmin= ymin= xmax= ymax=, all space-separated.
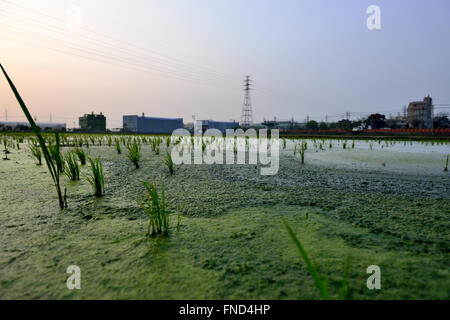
xmin=79 ymin=112 xmax=106 ymax=132
xmin=407 ymin=95 xmax=433 ymax=128
xmin=194 ymin=120 xmax=239 ymax=134
xmin=0 ymin=121 xmax=66 ymax=131
xmin=123 ymin=114 xmax=183 ymax=134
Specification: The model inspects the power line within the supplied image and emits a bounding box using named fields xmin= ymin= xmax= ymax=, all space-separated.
xmin=0 ymin=0 xmax=237 ymax=81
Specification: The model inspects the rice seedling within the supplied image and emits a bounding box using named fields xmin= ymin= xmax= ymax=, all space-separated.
xmin=87 ymin=157 xmax=104 ymax=197
xmin=164 ymin=151 xmax=174 ymax=174
xmin=29 ymin=145 xmax=42 ymax=165
xmin=282 ymin=218 xmax=352 ymax=300
xmin=2 ymin=148 xmax=10 ymax=160
xmin=300 ymin=142 xmax=306 ymax=164
xmin=49 ymin=134 xmax=64 ymax=174
xmin=142 ymin=180 xmax=170 ymax=237
xmin=1 ymin=64 xmax=66 ymax=208
xmin=127 ymin=140 xmax=141 ymax=169
xmin=115 ymin=138 xmax=121 ymax=154
xmin=74 ymin=148 xmax=87 ymax=165
xmin=107 ymin=136 xmax=112 ymax=147
xmin=282 ymin=218 xmax=328 ymax=299
xmin=166 ymin=137 xmax=171 ymax=148
xmin=65 ymin=152 xmax=80 ymax=181
xmin=177 ymin=206 xmax=183 ymax=231
xmin=445 ymin=155 xmax=449 ymax=172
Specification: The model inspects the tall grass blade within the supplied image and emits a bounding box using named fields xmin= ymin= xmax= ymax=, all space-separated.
xmin=282 ymin=218 xmax=328 ymax=299
xmin=1 ymin=64 xmax=64 ymax=208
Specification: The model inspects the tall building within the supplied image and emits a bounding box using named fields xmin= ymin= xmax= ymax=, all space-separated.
xmin=123 ymin=114 xmax=183 ymax=134
xmin=407 ymin=95 xmax=433 ymax=128
xmin=79 ymin=112 xmax=106 ymax=132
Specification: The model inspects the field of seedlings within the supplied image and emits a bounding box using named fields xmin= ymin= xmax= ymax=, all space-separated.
xmin=0 ymin=133 xmax=449 ymax=299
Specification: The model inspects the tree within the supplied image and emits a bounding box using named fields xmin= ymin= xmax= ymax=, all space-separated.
xmin=433 ymin=116 xmax=450 ymax=129
xmin=364 ymin=113 xmax=386 ymax=129
xmin=319 ymin=122 xmax=329 ymax=130
xmin=306 ymin=120 xmax=319 ymax=130
xmin=336 ymin=119 xmax=353 ymax=131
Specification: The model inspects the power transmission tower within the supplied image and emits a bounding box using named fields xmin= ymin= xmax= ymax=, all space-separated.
xmin=240 ymin=76 xmax=253 ymax=127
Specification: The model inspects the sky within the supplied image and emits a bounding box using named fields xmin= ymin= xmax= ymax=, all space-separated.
xmin=1 ymin=0 xmax=450 ymax=128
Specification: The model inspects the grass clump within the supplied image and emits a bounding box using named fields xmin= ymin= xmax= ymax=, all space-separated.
xmin=115 ymin=138 xmax=121 ymax=154
xmin=142 ymin=180 xmax=169 ymax=237
xmin=87 ymin=157 xmax=104 ymax=197
xmin=164 ymin=151 xmax=174 ymax=174
xmin=300 ymin=141 xmax=306 ymax=164
xmin=29 ymin=145 xmax=42 ymax=165
xmin=127 ymin=140 xmax=141 ymax=168
xmin=49 ymin=134 xmax=64 ymax=174
xmin=65 ymin=152 xmax=80 ymax=181
xmin=74 ymin=148 xmax=87 ymax=165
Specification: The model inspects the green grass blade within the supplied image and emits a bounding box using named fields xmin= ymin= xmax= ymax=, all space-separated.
xmin=282 ymin=218 xmax=328 ymax=300
xmin=1 ymin=64 xmax=63 ymax=208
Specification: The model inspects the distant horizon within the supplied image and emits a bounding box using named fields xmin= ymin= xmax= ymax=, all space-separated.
xmin=1 ymin=0 xmax=450 ymax=129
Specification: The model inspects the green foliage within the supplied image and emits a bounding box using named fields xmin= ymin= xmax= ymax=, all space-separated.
xmin=127 ymin=140 xmax=141 ymax=169
xmin=282 ymin=218 xmax=329 ymax=299
xmin=65 ymin=152 xmax=80 ymax=181
xmin=29 ymin=145 xmax=42 ymax=165
xmin=115 ymin=138 xmax=121 ymax=154
xmin=1 ymin=64 xmax=66 ymax=208
xmin=300 ymin=141 xmax=306 ymax=164
xmin=177 ymin=206 xmax=182 ymax=231
xmin=164 ymin=151 xmax=174 ymax=174
xmin=49 ymin=134 xmax=64 ymax=174
xmin=283 ymin=218 xmax=352 ymax=300
xmin=74 ymin=148 xmax=87 ymax=165
xmin=142 ymin=181 xmax=169 ymax=237
xmin=87 ymin=157 xmax=104 ymax=197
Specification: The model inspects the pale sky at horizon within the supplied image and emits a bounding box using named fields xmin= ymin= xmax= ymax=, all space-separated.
xmin=1 ymin=0 xmax=450 ymax=128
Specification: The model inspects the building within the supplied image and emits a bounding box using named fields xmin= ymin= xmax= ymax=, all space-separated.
xmin=123 ymin=114 xmax=183 ymax=134
xmin=407 ymin=95 xmax=433 ymax=128
xmin=79 ymin=112 xmax=106 ymax=132
xmin=262 ymin=119 xmax=306 ymax=130
xmin=194 ymin=120 xmax=239 ymax=134
xmin=0 ymin=121 xmax=66 ymax=131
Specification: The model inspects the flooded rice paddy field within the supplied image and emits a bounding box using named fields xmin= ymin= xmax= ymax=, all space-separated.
xmin=0 ymin=137 xmax=449 ymax=299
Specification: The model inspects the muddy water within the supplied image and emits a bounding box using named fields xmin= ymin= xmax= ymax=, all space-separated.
xmin=0 ymin=140 xmax=449 ymax=299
